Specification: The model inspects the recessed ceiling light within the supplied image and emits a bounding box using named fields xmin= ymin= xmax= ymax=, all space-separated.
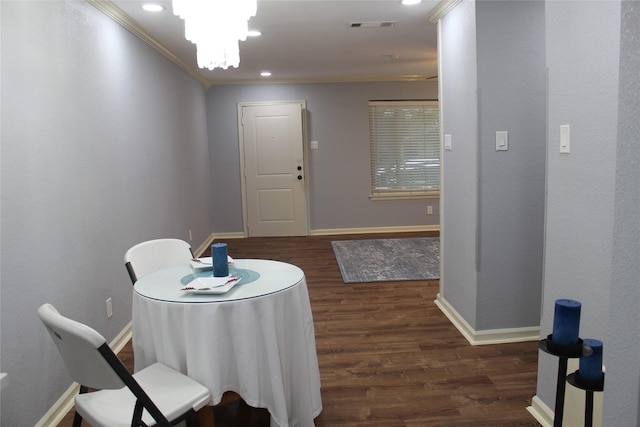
xmin=142 ymin=3 xmax=165 ymax=12
xmin=247 ymin=30 xmax=262 ymax=37
xmin=401 ymin=0 xmax=422 ymax=5
xmin=260 ymin=71 xmax=272 ymax=77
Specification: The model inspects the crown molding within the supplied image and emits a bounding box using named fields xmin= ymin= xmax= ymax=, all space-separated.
xmin=427 ymin=0 xmax=463 ymax=23
xmin=208 ymin=75 xmax=438 ymax=86
xmin=86 ymin=0 xmax=210 ymax=88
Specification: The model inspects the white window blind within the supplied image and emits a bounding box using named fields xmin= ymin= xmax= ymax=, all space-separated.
xmin=369 ymin=100 xmax=440 ymax=199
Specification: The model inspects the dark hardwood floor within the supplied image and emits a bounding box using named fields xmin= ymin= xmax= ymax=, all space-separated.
xmin=58 ymin=231 xmax=540 ymax=426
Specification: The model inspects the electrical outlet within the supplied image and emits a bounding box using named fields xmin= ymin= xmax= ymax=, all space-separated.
xmin=106 ymin=298 xmax=113 ymax=318
xmin=427 ymin=205 xmax=433 ymax=215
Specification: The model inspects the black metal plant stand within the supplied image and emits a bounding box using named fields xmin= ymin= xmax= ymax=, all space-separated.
xmin=539 ymin=335 xmax=592 ymax=427
xmin=566 ymin=371 xmax=605 ymax=427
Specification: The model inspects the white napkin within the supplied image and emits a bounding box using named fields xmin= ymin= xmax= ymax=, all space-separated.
xmin=180 ymin=276 xmax=240 ymax=291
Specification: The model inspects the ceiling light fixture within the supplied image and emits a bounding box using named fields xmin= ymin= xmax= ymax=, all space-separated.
xmin=247 ymin=30 xmax=262 ymax=37
xmin=401 ymin=0 xmax=422 ymax=5
xmin=172 ymin=0 xmax=257 ymax=70
xmin=142 ymin=3 xmax=165 ymax=12
xmin=260 ymin=71 xmax=272 ymax=77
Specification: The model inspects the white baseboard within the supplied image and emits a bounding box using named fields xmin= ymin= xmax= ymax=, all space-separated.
xmin=210 ymin=232 xmax=246 ymax=240
xmin=527 ymin=377 xmax=605 ymax=427
xmin=205 ymin=226 xmax=439 ymax=242
xmin=195 ymin=232 xmax=249 ymax=257
xmin=36 ymin=322 xmax=132 ymax=427
xmin=527 ymin=395 xmax=553 ymax=427
xmin=36 ymin=383 xmax=80 ymax=427
xmin=435 ymin=293 xmax=540 ymax=345
xmin=194 ymin=233 xmax=216 ymax=257
xmin=310 ymin=224 xmax=439 ymax=236
xmin=111 ymin=321 xmax=133 ymax=354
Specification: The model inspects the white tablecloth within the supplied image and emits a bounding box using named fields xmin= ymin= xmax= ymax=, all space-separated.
xmin=132 ymin=259 xmax=322 ymax=427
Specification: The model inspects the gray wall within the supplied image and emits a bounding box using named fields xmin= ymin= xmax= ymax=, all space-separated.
xmin=0 ymin=1 xmax=213 ymax=425
xmin=439 ymin=0 xmax=546 ymax=331
xmin=1 ymin=3 xmax=441 ymax=424
xmin=205 ymin=81 xmax=440 ymax=233
xmin=439 ymin=0 xmax=479 ymax=326
xmin=475 ymin=1 xmax=546 ymax=329
xmin=538 ymin=1 xmax=640 ymax=424
xmin=606 ymin=1 xmax=640 ymax=423
xmin=440 ymin=0 xmax=640 ymax=423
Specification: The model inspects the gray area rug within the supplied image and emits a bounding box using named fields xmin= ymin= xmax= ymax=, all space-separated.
xmin=331 ymin=237 xmax=440 ymax=283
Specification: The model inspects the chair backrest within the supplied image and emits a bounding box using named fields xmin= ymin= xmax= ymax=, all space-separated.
xmin=124 ymin=238 xmax=193 ymax=284
xmin=37 ymin=303 xmax=126 ymax=390
xmin=38 ymin=303 xmax=171 ymax=425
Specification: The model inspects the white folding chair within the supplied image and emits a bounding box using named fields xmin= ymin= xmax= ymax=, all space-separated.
xmin=124 ymin=238 xmax=193 ymax=284
xmin=38 ymin=303 xmax=211 ymax=427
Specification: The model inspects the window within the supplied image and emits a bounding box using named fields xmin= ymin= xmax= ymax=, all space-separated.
xmin=369 ymin=100 xmax=440 ymax=199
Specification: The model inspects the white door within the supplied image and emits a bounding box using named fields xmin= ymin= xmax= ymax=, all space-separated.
xmin=240 ymin=101 xmax=308 ymax=237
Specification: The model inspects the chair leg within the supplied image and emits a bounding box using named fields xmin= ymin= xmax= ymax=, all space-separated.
xmin=72 ymin=410 xmax=83 ymax=427
xmin=185 ymin=409 xmax=208 ymax=427
xmin=73 ymin=386 xmax=88 ymax=427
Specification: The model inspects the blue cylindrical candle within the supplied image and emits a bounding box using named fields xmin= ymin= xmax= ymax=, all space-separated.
xmin=579 ymin=338 xmax=603 ymax=382
xmin=551 ymin=299 xmax=581 ymax=346
xmin=212 ymin=243 xmax=229 ymax=277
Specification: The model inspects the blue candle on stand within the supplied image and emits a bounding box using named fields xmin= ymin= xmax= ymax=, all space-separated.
xmin=212 ymin=243 xmax=229 ymax=277
xmin=579 ymin=338 xmax=603 ymax=382
xmin=551 ymin=299 xmax=581 ymax=346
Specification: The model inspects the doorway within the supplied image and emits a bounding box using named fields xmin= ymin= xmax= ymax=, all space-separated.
xmin=238 ymin=101 xmax=308 ymax=237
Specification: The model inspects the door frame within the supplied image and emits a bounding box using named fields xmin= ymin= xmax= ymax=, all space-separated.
xmin=237 ymin=100 xmax=310 ymax=237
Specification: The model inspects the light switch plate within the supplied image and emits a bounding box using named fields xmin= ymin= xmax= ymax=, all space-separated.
xmin=444 ymin=134 xmax=452 ymax=151
xmin=560 ymin=125 xmax=570 ymax=154
xmin=496 ymin=131 xmax=508 ymax=151
xmin=310 ymin=140 xmax=319 ymax=150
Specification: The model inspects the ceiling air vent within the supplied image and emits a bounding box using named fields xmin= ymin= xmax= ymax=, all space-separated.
xmin=349 ymin=21 xmax=396 ymax=28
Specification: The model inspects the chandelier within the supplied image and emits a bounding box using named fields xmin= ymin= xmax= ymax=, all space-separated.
xmin=172 ymin=0 xmax=257 ymax=70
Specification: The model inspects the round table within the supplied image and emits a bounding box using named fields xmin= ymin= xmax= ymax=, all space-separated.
xmin=132 ymin=259 xmax=322 ymax=427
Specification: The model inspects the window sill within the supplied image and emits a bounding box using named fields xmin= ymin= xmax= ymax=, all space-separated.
xmin=370 ymin=192 xmax=440 ymax=201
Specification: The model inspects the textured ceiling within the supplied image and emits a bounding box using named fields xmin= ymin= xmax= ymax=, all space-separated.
xmin=105 ymin=0 xmax=440 ymax=84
